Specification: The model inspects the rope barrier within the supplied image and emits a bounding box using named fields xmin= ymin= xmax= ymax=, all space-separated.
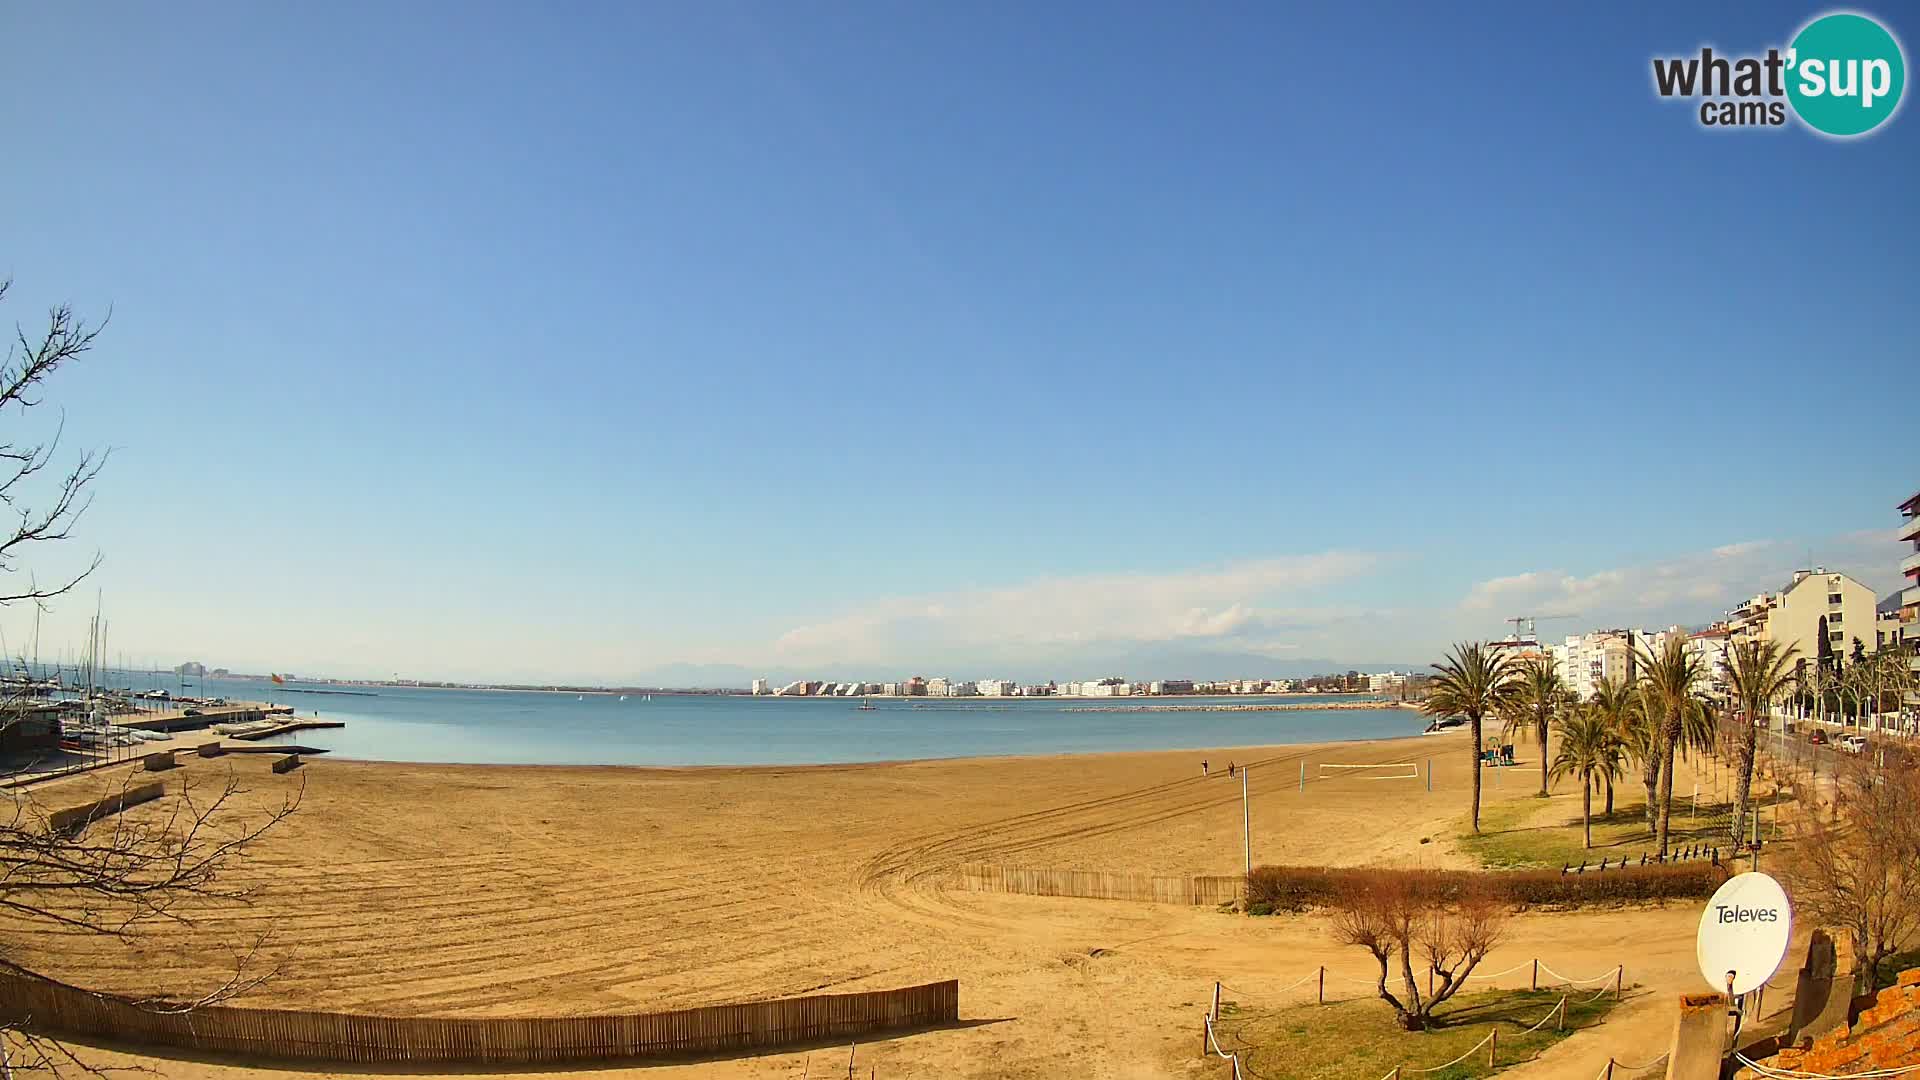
xmin=1597 ymin=1052 xmax=1670 ymax=1079
xmin=1515 ymin=996 xmax=1568 ymax=1034
xmin=1406 ymin=1029 xmax=1496 ymax=1073
xmin=1199 ymin=959 xmax=1623 ymax=1077
xmin=1201 ymin=1013 xmax=1249 ymax=1080
xmin=1465 ymin=960 xmax=1537 ymax=981
xmin=1734 ymin=1052 xmax=1920 ymax=1079
xmin=1221 ymin=970 xmax=1319 ymax=999
xmin=1537 ymin=962 xmax=1624 ymax=987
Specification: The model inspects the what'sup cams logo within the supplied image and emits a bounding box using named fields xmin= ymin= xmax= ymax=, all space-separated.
xmin=1652 ymin=10 xmax=1906 ymax=136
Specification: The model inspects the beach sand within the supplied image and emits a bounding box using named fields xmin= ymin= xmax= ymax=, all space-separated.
xmin=1 ymin=732 xmax=1736 ymax=1079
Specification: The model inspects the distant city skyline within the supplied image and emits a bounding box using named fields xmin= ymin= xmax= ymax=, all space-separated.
xmin=1 ymin=2 xmax=1912 ymax=685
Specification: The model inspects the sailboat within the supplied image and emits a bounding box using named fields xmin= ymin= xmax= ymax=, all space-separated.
xmin=619 ymin=694 xmax=628 ymax=701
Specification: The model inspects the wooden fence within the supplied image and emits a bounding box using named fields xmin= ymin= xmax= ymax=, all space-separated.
xmin=0 ymin=967 xmax=959 ymax=1064
xmin=45 ymin=780 xmax=166 ymax=833
xmin=959 ymin=863 xmax=1242 ymax=906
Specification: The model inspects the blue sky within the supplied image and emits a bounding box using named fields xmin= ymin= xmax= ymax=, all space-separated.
xmin=1 ymin=2 xmax=1914 ymax=684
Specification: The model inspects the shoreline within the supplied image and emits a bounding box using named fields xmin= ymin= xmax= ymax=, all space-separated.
xmin=282 ymin=725 xmax=1457 ymax=775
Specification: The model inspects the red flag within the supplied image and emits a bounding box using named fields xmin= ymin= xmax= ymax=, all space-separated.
xmin=271 ymin=673 xmax=285 ymax=685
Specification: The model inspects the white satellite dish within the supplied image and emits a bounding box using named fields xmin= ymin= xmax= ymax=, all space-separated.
xmin=1697 ymin=871 xmax=1792 ymax=996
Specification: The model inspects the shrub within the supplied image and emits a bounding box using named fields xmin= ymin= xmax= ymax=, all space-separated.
xmin=1244 ymin=860 xmax=1725 ymax=913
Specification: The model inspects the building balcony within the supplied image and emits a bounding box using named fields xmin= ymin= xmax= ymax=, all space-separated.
xmin=1904 ymin=549 xmax=1920 ymax=577
xmin=1903 ymin=515 xmax=1920 ymax=543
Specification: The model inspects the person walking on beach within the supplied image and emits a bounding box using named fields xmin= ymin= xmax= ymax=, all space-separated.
xmin=1202 ymin=760 xmax=1210 ymax=777
xmin=1228 ymin=761 xmax=1236 ymax=778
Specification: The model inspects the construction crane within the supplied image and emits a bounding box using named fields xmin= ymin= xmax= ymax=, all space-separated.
xmin=1506 ymin=614 xmax=1579 ymax=641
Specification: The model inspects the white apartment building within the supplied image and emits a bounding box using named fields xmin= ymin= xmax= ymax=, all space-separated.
xmin=750 ymin=678 xmax=769 ymax=696
xmin=977 ymin=679 xmax=1014 ymax=697
xmin=1367 ymin=671 xmax=1409 ymax=694
xmin=1686 ymin=627 xmax=1734 ymax=698
xmin=1728 ymin=568 xmax=1881 ymax=664
xmin=926 ymin=677 xmax=950 ymax=697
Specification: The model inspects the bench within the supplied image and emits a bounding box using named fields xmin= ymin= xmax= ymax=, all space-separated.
xmin=271 ymin=754 xmax=302 ymax=774
xmin=142 ymin=751 xmax=177 ymax=771
xmin=196 ymin=741 xmax=225 ymax=757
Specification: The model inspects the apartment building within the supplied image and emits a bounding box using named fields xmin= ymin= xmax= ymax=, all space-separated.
xmin=1900 ymin=490 xmax=1920 ymax=702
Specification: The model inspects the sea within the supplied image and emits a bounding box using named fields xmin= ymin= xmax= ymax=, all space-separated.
xmin=78 ymin=671 xmax=1424 ymax=767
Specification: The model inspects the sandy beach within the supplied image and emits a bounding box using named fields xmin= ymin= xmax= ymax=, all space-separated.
xmin=2 ymin=731 xmax=1734 ymax=1079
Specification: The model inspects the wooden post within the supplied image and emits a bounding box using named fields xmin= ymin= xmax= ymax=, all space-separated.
xmin=1318 ymin=966 xmax=1325 ymax=1005
xmin=1201 ymin=1015 xmax=1209 ymax=1056
xmin=1212 ymin=981 xmax=1221 ymax=1021
xmin=1488 ymin=1027 xmax=1498 ymax=1067
xmin=1604 ymin=1060 xmax=1614 ymax=1080
xmin=1556 ymin=997 xmax=1565 ymax=1031
xmin=1531 ymin=959 xmax=1538 ymax=991
xmin=1614 ymin=966 xmax=1623 ymax=1001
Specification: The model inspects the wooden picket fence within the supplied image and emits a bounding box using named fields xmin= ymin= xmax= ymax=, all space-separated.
xmin=959 ymin=863 xmax=1243 ymax=906
xmin=0 ymin=967 xmax=959 ymax=1064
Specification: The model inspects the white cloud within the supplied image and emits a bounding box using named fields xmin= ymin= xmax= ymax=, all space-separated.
xmin=770 ymin=551 xmax=1387 ymax=664
xmin=1456 ymin=529 xmax=1902 ymax=630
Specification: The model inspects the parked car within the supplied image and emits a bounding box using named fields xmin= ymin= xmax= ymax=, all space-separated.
xmin=1839 ymin=734 xmax=1868 ymax=754
xmin=1807 ymin=729 xmax=1827 ymax=745
xmin=182 ymin=707 xmax=203 ymax=717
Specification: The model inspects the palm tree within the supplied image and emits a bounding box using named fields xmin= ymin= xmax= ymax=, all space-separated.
xmin=1424 ymin=642 xmax=1519 ymax=833
xmin=1501 ymin=654 xmax=1565 ymax=797
xmin=1721 ymin=639 xmax=1799 ymax=847
xmin=1586 ymin=675 xmax=1640 ymax=816
xmin=1550 ymin=705 xmax=1622 ymax=848
xmin=1635 ymin=635 xmax=1707 ymax=858
xmin=1626 ymin=681 xmax=1666 ymax=831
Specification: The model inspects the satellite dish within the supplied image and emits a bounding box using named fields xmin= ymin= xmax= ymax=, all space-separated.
xmin=1697 ymin=872 xmax=1792 ymax=996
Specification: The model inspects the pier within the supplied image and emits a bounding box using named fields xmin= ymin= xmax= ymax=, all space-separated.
xmin=122 ymin=702 xmax=295 ymax=733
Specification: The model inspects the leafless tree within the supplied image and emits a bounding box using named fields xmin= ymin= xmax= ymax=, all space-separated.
xmin=0 ymin=280 xmax=301 ymax=1073
xmin=0 ymin=280 xmax=109 ymax=610
xmin=1327 ymin=871 xmax=1509 ymax=1030
xmin=1779 ymin=748 xmax=1920 ymax=993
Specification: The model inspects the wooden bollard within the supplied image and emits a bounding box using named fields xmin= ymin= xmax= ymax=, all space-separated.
xmin=1531 ymin=959 xmax=1538 ymax=991
xmin=1614 ymin=966 xmax=1623 ymax=1000
xmin=1488 ymin=1027 xmax=1498 ymax=1067
xmin=1318 ymin=966 xmax=1325 ymax=1004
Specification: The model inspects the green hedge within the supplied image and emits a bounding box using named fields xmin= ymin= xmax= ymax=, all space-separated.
xmin=1243 ymin=860 xmax=1726 ymax=913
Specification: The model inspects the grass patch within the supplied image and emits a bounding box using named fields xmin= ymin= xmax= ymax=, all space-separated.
xmin=1460 ymin=790 xmax=1778 ymax=871
xmin=1209 ymin=987 xmax=1621 ymax=1080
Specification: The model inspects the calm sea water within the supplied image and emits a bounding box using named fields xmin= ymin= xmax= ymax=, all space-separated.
xmin=96 ymin=672 xmax=1421 ymax=767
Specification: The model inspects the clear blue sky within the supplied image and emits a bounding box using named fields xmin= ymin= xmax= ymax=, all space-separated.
xmin=1 ymin=2 xmax=1913 ymax=684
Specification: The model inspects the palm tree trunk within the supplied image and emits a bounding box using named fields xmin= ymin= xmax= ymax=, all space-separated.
xmin=1583 ymin=772 xmax=1593 ymax=848
xmin=1644 ymin=757 xmax=1661 ymax=831
xmin=1470 ymin=714 xmax=1483 ymax=833
xmin=1656 ymin=711 xmax=1678 ymax=857
xmin=1603 ymin=771 xmax=1615 ymax=816
xmin=1731 ymin=709 xmax=1758 ymax=847
xmin=1537 ymin=715 xmax=1549 ymax=797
